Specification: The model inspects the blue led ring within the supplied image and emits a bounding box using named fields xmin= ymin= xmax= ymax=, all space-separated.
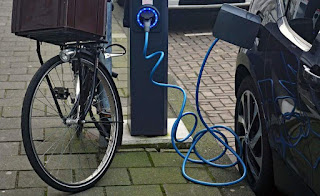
xmin=137 ymin=7 xmax=159 ymax=29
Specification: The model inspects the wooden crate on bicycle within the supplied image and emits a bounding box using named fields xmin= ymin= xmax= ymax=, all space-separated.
xmin=11 ymin=0 xmax=108 ymax=45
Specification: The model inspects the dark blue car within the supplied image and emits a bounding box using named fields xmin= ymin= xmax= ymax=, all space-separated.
xmin=235 ymin=0 xmax=320 ymax=195
xmin=118 ymin=0 xmax=250 ymax=9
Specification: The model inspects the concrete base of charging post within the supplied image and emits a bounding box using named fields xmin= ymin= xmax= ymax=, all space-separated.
xmin=121 ymin=118 xmax=192 ymax=148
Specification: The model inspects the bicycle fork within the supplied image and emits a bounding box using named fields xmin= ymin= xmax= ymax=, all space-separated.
xmin=75 ymin=50 xmax=112 ymax=140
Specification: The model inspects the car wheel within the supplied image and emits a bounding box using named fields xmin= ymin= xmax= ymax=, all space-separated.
xmin=117 ymin=0 xmax=125 ymax=7
xmin=235 ymin=76 xmax=274 ymax=195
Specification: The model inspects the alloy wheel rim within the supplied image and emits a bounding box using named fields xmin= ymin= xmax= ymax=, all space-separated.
xmin=237 ymin=90 xmax=263 ymax=182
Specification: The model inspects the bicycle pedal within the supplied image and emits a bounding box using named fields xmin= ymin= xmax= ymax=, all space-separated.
xmin=53 ymin=87 xmax=70 ymax=100
xmin=100 ymin=112 xmax=112 ymax=118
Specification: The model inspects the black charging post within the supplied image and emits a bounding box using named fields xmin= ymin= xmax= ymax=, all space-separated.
xmin=127 ymin=0 xmax=169 ymax=136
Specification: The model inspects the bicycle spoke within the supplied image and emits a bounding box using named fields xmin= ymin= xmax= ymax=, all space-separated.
xmin=55 ymin=67 xmax=63 ymax=88
xmin=45 ymin=131 xmax=71 ymax=169
xmin=79 ymin=132 xmax=93 ymax=169
xmin=49 ymin=74 xmax=70 ymax=115
xmin=53 ymin=128 xmax=77 ymax=175
xmin=33 ymin=107 xmax=57 ymax=116
xmin=39 ymin=127 xmax=70 ymax=156
xmin=24 ymin=56 xmax=121 ymax=188
xmin=35 ymin=90 xmax=59 ymax=115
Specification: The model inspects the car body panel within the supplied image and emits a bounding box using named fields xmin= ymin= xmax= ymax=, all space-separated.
xmin=168 ymin=0 xmax=251 ymax=9
xmin=299 ymin=35 xmax=320 ymax=194
xmin=236 ymin=0 xmax=320 ymax=194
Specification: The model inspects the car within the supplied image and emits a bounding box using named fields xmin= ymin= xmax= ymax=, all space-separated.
xmin=118 ymin=0 xmax=251 ymax=9
xmin=234 ymin=0 xmax=320 ymax=195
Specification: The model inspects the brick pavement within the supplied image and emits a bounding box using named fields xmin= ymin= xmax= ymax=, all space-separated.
xmin=168 ymin=33 xmax=239 ymax=159
xmin=0 ymin=0 xmax=254 ymax=195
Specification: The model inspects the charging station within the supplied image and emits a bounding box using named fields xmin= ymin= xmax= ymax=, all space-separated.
xmin=127 ymin=0 xmax=169 ymax=136
xmin=124 ymin=0 xmax=265 ymax=187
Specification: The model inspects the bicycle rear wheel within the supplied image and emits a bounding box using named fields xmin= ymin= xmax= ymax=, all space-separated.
xmin=21 ymin=54 xmax=123 ymax=192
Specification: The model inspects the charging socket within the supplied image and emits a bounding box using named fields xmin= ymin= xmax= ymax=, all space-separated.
xmin=131 ymin=2 xmax=162 ymax=33
xmin=137 ymin=6 xmax=160 ymax=32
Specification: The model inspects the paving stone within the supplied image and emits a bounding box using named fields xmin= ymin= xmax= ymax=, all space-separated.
xmin=47 ymin=187 xmax=104 ymax=196
xmin=0 ymin=142 xmax=19 ymax=155
xmin=160 ymin=149 xmax=189 ymax=153
xmin=4 ymin=90 xmax=25 ymax=98
xmin=207 ymin=166 xmax=255 ymax=196
xmin=117 ymin=148 xmax=145 ymax=152
xmin=13 ymin=51 xmax=33 ymax=57
xmin=112 ymin=67 xmax=127 ymax=74
xmin=18 ymin=170 xmax=47 ymax=188
xmin=0 ymin=99 xmax=23 ymax=107
xmin=2 ymin=106 xmax=21 ymax=117
xmin=27 ymin=67 xmax=39 ymax=74
xmin=0 ymin=129 xmax=22 ymax=142
xmin=0 ymin=90 xmax=4 ymax=98
xmin=0 ymin=82 xmax=25 ymax=90
xmin=0 ymin=75 xmax=8 ymax=82
xmin=29 ymin=118 xmax=64 ymax=129
xmin=0 ymin=156 xmax=34 ymax=170
xmin=0 ymin=129 xmax=43 ymax=142
xmin=0 ymin=171 xmax=17 ymax=189
xmin=0 ymin=188 xmax=45 ymax=196
xmin=44 ymin=154 xmax=97 ymax=170
xmin=0 ymin=51 xmax=13 ymax=57
xmin=110 ymin=152 xmax=152 ymax=168
xmin=219 ymin=185 xmax=255 ymax=196
xmin=184 ymin=167 xmax=213 ymax=182
xmin=129 ymin=167 xmax=187 ymax=185
xmin=164 ymin=184 xmax=222 ymax=196
xmin=114 ymin=81 xmax=127 ymax=88
xmin=96 ymin=168 xmax=131 ymax=186
xmin=150 ymin=152 xmax=204 ymax=168
xmin=10 ymin=62 xmax=40 ymax=68
xmin=0 ymin=68 xmax=27 ymax=75
xmin=105 ymin=185 xmax=163 ymax=196
xmin=9 ymin=74 xmax=33 ymax=82
xmin=145 ymin=148 xmax=157 ymax=152
xmin=0 ymin=118 xmax=21 ymax=129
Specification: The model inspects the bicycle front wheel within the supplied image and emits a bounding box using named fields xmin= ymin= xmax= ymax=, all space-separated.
xmin=21 ymin=54 xmax=123 ymax=192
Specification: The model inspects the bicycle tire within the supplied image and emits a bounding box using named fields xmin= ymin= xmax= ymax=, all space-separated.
xmin=21 ymin=54 xmax=123 ymax=192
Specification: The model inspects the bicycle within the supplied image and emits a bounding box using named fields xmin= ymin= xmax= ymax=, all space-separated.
xmin=21 ymin=40 xmax=126 ymax=192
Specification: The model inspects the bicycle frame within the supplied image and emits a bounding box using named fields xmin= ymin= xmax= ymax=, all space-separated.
xmin=35 ymin=41 xmax=126 ymax=127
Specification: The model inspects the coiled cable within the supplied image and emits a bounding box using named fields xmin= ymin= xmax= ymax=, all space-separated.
xmin=143 ymin=31 xmax=247 ymax=186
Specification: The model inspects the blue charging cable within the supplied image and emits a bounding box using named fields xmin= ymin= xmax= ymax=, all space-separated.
xmin=143 ymin=31 xmax=247 ymax=186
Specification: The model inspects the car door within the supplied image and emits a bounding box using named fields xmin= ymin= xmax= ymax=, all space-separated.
xmin=254 ymin=0 xmax=320 ymax=193
xmin=274 ymin=0 xmax=320 ymax=194
xmin=299 ymin=42 xmax=320 ymax=195
xmin=178 ymin=0 xmax=246 ymax=5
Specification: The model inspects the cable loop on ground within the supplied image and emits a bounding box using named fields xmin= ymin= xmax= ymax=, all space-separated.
xmin=143 ymin=32 xmax=247 ymax=186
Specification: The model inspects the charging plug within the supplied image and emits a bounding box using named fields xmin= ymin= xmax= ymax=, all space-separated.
xmin=141 ymin=11 xmax=154 ymax=32
xmin=137 ymin=6 xmax=159 ymax=32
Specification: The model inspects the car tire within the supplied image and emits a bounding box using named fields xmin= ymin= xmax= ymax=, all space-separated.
xmin=235 ymin=76 xmax=274 ymax=196
xmin=117 ymin=0 xmax=125 ymax=7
